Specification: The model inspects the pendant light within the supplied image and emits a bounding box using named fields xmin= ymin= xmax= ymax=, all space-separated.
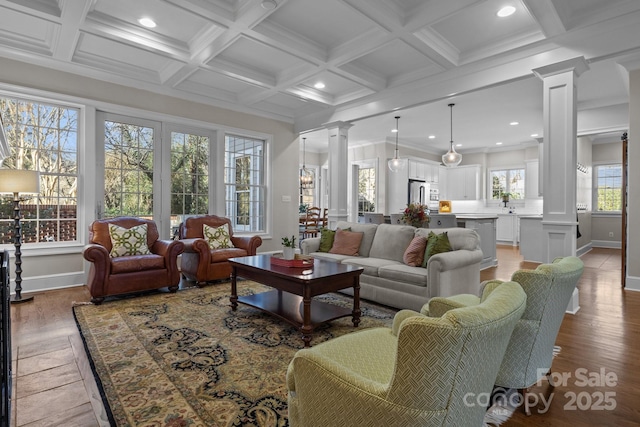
xmin=442 ymin=103 xmax=462 ymax=167
xmin=300 ymin=137 xmax=314 ymax=189
xmin=388 ymin=116 xmax=405 ymax=172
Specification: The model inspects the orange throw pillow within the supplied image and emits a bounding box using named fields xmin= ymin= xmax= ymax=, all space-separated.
xmin=329 ymin=228 xmax=364 ymax=256
xmin=403 ymin=235 xmax=427 ymax=266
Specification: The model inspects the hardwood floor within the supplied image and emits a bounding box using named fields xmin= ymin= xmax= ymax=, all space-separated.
xmin=8 ymin=246 xmax=639 ymax=426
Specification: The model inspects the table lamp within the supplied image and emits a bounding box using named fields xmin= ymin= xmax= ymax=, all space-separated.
xmin=0 ymin=169 xmax=40 ymax=303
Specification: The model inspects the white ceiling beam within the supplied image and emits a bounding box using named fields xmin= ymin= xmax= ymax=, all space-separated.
xmin=522 ymin=0 xmax=566 ymax=38
xmin=52 ymin=0 xmax=95 ymax=61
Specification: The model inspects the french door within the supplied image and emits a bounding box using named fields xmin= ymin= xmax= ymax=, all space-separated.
xmin=97 ymin=112 xmax=215 ymax=238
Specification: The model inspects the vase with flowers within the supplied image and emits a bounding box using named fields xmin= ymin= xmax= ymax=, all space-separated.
xmin=401 ymin=203 xmax=430 ymax=228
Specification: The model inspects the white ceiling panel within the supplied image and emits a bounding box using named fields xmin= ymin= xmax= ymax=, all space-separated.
xmin=90 ymin=0 xmax=213 ymax=44
xmin=0 ymin=7 xmax=57 ymax=54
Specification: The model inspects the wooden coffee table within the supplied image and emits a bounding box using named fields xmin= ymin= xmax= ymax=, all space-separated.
xmin=229 ymin=254 xmax=363 ymax=347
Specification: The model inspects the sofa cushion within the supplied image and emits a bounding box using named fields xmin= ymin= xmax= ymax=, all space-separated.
xmin=369 ymin=224 xmax=416 ymax=262
xmin=329 ymin=229 xmax=363 ymax=256
xmin=403 ymin=235 xmax=427 ymax=267
xmin=110 ymin=254 xmax=164 ymax=274
xmin=204 ymin=223 xmax=234 ymax=249
xmin=378 ymin=263 xmax=429 ymax=287
xmin=210 ymin=247 xmax=248 ymax=263
xmin=310 ymin=252 xmax=354 ymax=263
xmin=422 ymin=231 xmax=453 ymax=267
xmin=342 ymin=257 xmax=399 ymax=277
xmin=335 ymin=222 xmax=378 ymax=257
xmin=108 ymin=223 xmax=151 ymax=258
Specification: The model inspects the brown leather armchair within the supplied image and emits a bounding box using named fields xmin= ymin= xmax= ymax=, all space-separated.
xmin=179 ymin=215 xmax=262 ymax=285
xmin=83 ymin=217 xmax=184 ymax=304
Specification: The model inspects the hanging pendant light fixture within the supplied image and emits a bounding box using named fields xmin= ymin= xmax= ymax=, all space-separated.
xmin=388 ymin=116 xmax=405 ymax=172
xmin=300 ymin=137 xmax=314 ymax=189
xmin=442 ymin=103 xmax=462 ymax=167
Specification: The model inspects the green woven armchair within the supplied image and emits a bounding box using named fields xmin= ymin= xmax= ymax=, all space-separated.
xmin=286 ymin=281 xmax=526 ymax=427
xmin=425 ymin=256 xmax=584 ymax=415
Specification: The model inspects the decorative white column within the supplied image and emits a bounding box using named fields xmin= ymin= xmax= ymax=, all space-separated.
xmin=324 ymin=121 xmax=352 ymax=228
xmin=533 ymin=57 xmax=589 ymax=263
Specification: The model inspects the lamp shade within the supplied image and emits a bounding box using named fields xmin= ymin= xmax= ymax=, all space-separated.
xmin=0 ymin=169 xmax=40 ymax=194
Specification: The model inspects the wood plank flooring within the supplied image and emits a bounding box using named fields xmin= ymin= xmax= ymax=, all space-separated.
xmin=8 ymin=246 xmax=639 ymax=426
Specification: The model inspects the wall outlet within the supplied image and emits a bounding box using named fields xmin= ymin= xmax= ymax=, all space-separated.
xmin=609 ymin=232 xmax=614 ymax=237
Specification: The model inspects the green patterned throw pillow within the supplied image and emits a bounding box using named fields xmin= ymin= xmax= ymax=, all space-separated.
xmin=421 ymin=231 xmax=453 ymax=267
xmin=108 ymin=223 xmax=151 ymax=258
xmin=203 ymin=223 xmax=234 ymax=249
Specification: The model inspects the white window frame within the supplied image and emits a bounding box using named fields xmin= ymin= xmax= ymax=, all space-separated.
xmin=0 ymin=90 xmax=86 ymax=251
xmin=487 ymin=166 xmax=526 ymax=206
xmin=592 ymin=162 xmax=622 ymax=214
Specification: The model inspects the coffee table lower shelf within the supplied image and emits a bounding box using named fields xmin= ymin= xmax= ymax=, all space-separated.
xmin=237 ymin=290 xmax=352 ymax=329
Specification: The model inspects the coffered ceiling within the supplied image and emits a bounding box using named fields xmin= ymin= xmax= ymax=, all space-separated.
xmin=0 ymin=0 xmax=638 ymax=154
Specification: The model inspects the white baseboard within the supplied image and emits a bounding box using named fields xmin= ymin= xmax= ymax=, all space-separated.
xmin=565 ymin=288 xmax=580 ymax=314
xmin=576 ymin=243 xmax=592 ymax=257
xmin=12 ymin=271 xmax=86 ymax=296
xmin=625 ymin=275 xmax=640 ymax=292
xmin=591 ymin=240 xmax=621 ymax=249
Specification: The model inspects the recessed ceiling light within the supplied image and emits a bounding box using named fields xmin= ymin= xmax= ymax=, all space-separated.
xmin=510 ymin=121 xmax=519 ymax=126
xmin=531 ymin=133 xmax=539 ymax=137
xmin=261 ymin=0 xmax=277 ymax=10
xmin=428 ymin=135 xmax=435 ymax=139
xmin=392 ymin=128 xmax=398 ymax=133
xmin=456 ymin=144 xmax=462 ymax=147
xmin=496 ymin=142 xmax=503 ymax=145
xmin=314 ymin=82 xmax=325 ymax=89
xmin=497 ymin=6 xmax=516 ymax=17
xmin=138 ymin=17 xmax=156 ymax=28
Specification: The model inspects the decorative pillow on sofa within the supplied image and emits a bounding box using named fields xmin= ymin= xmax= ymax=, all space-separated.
xmin=318 ymin=228 xmax=336 ymax=252
xmin=108 ymin=223 xmax=151 ymax=258
xmin=403 ymin=235 xmax=427 ymax=267
xmin=203 ymin=223 xmax=234 ymax=249
xmin=421 ymin=231 xmax=453 ymax=268
xmin=329 ymin=228 xmax=363 ymax=256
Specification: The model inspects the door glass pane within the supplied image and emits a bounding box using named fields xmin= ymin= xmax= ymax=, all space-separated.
xmin=170 ymin=131 xmax=210 ymax=236
xmin=103 ymin=120 xmax=154 ymax=218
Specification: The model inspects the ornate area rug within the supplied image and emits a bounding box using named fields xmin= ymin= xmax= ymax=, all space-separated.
xmin=73 ymin=282 xmax=396 ymax=426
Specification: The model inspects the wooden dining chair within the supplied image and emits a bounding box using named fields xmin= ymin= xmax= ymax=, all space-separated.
xmin=302 ymin=207 xmax=321 ymax=238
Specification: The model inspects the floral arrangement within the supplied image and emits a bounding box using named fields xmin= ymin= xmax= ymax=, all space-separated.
xmin=401 ymin=203 xmax=430 ymax=228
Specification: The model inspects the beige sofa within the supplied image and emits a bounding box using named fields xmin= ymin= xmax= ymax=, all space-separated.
xmin=301 ymin=221 xmax=483 ymax=311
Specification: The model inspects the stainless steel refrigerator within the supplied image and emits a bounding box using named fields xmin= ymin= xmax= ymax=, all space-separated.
xmin=408 ymin=179 xmax=430 ymax=206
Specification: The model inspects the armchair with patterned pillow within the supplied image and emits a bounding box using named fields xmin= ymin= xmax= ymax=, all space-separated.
xmin=286 ymin=281 xmax=526 ymax=427
xmin=178 ymin=215 xmax=262 ymax=285
xmin=83 ymin=217 xmax=184 ymax=304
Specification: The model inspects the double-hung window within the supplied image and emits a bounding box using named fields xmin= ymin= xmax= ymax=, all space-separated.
xmin=224 ymin=134 xmax=265 ymax=232
xmin=490 ymin=168 xmax=525 ymax=200
xmin=0 ymin=97 xmax=79 ymax=244
xmin=594 ymin=164 xmax=622 ymax=212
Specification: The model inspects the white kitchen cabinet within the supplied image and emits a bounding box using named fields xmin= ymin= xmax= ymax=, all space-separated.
xmin=456 ymin=215 xmax=498 ymax=270
xmin=443 ymin=165 xmax=480 ymax=200
xmin=525 ymin=160 xmax=540 ymax=198
xmin=496 ymin=214 xmax=519 ymax=246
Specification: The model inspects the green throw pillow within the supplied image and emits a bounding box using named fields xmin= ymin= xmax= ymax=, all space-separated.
xmin=203 ymin=223 xmax=234 ymax=249
xmin=108 ymin=223 xmax=151 ymax=258
xmin=421 ymin=231 xmax=452 ymax=267
xmin=318 ymin=228 xmax=335 ymax=252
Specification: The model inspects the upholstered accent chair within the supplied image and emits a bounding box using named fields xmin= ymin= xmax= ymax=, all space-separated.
xmin=424 ymin=256 xmax=584 ymax=415
xmin=286 ymin=281 xmax=527 ymax=427
xmin=83 ymin=217 xmax=184 ymax=304
xmin=178 ymin=215 xmax=262 ymax=285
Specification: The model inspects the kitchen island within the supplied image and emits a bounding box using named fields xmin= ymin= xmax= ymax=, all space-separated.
xmin=455 ymin=214 xmax=498 ymax=270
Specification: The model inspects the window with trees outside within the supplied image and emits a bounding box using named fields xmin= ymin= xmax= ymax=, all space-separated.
xmin=0 ymin=97 xmax=78 ymax=244
xmin=594 ymin=164 xmax=622 ymax=212
xmin=225 ymin=135 xmax=265 ymax=232
xmin=358 ymin=167 xmax=376 ymax=216
xmin=491 ymin=168 xmax=525 ymax=200
xmin=103 ymin=120 xmax=154 ymax=218
xmin=170 ymin=131 xmax=210 ymax=236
